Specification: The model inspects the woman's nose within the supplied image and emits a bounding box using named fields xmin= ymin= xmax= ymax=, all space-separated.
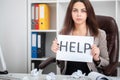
xmin=77 ymin=11 xmax=82 ymax=16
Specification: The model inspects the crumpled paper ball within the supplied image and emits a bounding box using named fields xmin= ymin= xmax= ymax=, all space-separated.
xmin=45 ymin=72 xmax=56 ymax=80
xmin=71 ymin=70 xmax=85 ymax=79
xmin=31 ymin=68 xmax=39 ymax=77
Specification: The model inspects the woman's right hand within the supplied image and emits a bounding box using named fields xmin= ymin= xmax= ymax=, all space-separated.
xmin=51 ymin=38 xmax=59 ymax=54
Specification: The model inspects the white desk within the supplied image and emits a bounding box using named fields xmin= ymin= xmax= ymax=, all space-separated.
xmin=0 ymin=73 xmax=120 ymax=80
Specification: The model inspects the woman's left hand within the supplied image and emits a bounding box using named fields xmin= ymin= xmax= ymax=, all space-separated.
xmin=91 ymin=44 xmax=100 ymax=61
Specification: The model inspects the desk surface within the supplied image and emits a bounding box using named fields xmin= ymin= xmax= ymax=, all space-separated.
xmin=0 ymin=73 xmax=120 ymax=80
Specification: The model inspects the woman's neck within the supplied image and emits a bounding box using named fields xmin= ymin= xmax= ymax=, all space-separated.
xmin=73 ymin=24 xmax=88 ymax=36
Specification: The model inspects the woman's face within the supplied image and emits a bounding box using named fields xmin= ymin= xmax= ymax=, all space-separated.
xmin=72 ymin=2 xmax=87 ymax=25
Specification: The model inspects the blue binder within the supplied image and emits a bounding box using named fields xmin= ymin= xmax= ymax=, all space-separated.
xmin=31 ymin=32 xmax=38 ymax=58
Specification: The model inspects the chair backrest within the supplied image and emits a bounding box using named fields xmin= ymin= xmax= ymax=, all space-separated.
xmin=96 ymin=15 xmax=119 ymax=64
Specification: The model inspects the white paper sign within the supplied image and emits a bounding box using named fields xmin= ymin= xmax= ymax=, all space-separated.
xmin=56 ymin=35 xmax=94 ymax=62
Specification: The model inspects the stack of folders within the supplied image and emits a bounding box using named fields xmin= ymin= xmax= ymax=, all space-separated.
xmin=31 ymin=3 xmax=50 ymax=30
xmin=31 ymin=32 xmax=46 ymax=58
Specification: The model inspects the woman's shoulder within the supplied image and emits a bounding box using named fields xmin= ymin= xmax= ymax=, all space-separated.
xmin=98 ymin=29 xmax=105 ymax=33
xmin=98 ymin=29 xmax=106 ymax=35
xmin=98 ymin=29 xmax=106 ymax=38
xmin=94 ymin=29 xmax=107 ymax=45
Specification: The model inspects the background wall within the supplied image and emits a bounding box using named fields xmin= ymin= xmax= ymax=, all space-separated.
xmin=0 ymin=0 xmax=27 ymax=73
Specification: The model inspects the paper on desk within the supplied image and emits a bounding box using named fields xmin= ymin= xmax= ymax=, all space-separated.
xmin=22 ymin=76 xmax=29 ymax=80
xmin=56 ymin=35 xmax=93 ymax=62
xmin=45 ymin=72 xmax=56 ymax=80
xmin=88 ymin=71 xmax=111 ymax=80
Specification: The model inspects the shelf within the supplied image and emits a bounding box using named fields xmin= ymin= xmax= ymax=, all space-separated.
xmin=31 ymin=57 xmax=48 ymax=61
xmin=31 ymin=30 xmax=57 ymax=32
xmin=30 ymin=0 xmax=57 ymax=3
xmin=28 ymin=0 xmax=57 ymax=72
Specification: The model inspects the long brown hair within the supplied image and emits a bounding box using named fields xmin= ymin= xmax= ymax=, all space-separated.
xmin=60 ymin=0 xmax=99 ymax=36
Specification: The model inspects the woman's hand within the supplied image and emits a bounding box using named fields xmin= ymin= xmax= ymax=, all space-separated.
xmin=91 ymin=44 xmax=100 ymax=61
xmin=51 ymin=38 xmax=59 ymax=54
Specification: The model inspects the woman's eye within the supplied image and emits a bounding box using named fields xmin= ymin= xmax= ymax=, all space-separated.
xmin=72 ymin=9 xmax=77 ymax=12
xmin=81 ymin=9 xmax=87 ymax=13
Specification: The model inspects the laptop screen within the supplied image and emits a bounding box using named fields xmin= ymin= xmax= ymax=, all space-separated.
xmin=0 ymin=45 xmax=8 ymax=74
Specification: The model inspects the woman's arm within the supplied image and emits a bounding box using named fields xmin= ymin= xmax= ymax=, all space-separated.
xmin=94 ymin=29 xmax=109 ymax=67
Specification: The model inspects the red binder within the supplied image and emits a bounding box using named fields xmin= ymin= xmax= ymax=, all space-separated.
xmin=34 ymin=4 xmax=39 ymax=30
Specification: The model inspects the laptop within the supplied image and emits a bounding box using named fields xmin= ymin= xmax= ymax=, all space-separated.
xmin=0 ymin=45 xmax=8 ymax=74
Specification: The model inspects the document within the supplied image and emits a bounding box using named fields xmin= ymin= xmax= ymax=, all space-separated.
xmin=56 ymin=35 xmax=94 ymax=62
xmin=88 ymin=71 xmax=111 ymax=80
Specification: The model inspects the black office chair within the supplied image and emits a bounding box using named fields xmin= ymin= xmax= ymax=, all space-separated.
xmin=96 ymin=15 xmax=119 ymax=76
xmin=38 ymin=15 xmax=119 ymax=76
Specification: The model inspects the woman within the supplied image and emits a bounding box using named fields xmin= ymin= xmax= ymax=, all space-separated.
xmin=51 ymin=0 xmax=109 ymax=75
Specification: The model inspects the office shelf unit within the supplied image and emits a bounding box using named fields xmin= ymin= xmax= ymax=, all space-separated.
xmin=27 ymin=0 xmax=120 ymax=73
xmin=27 ymin=0 xmax=57 ymax=72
